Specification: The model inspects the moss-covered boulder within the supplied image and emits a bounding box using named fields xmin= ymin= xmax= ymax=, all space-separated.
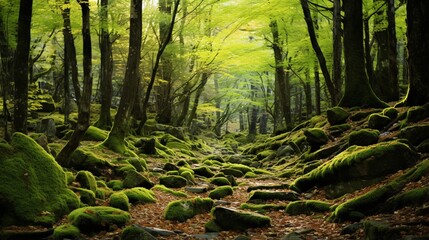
xmin=285 ymin=200 xmax=331 ymax=215
xmin=75 ymin=170 xmax=97 ymax=193
xmin=0 ymin=133 xmax=80 ymax=226
xmin=291 ymin=141 xmax=419 ymax=194
xmin=348 ymin=129 xmax=379 ymax=146
xmin=68 ymin=206 xmax=131 ymax=234
xmin=193 ymin=166 xmax=215 ymax=178
xmin=83 ymin=126 xmax=108 ymax=141
xmin=209 ymin=186 xmax=234 ymax=199
xmin=52 ymin=224 xmax=80 ymax=240
xmin=382 ymin=107 xmax=398 ymax=119
xmin=368 ymin=113 xmax=391 ymax=130
xmin=164 ymin=197 xmax=214 ymax=222
xmin=211 ymin=207 xmax=271 ymax=231
xmin=221 ymin=168 xmax=244 ymax=178
xmin=121 ymin=225 xmax=157 ymax=240
xmin=399 ymin=124 xmax=429 ymax=145
xmin=67 ymin=148 xmax=111 ymax=175
xmin=122 ymin=187 xmax=156 ymax=203
xmin=153 ymin=184 xmax=188 ymax=197
xmin=327 ymin=107 xmax=350 ymax=125
xmin=404 ymin=105 xmax=429 ymax=124
xmin=109 ymin=192 xmax=130 ymax=211
xmin=210 ymin=177 xmax=231 ymax=186
xmin=159 ymin=175 xmax=188 ymax=188
xmin=363 ymin=221 xmax=401 ymax=240
xmin=380 ymin=186 xmax=429 ymax=213
xmin=227 ymin=163 xmax=254 ymax=174
xmin=304 ymin=128 xmax=329 ymax=150
xmin=123 ymin=170 xmax=154 ymax=189
xmin=107 ymin=179 xmax=123 ymax=191
xmin=70 ymin=187 xmax=96 ymax=205
xmin=126 ymin=157 xmax=148 ymax=172
xmin=248 ymin=191 xmax=299 ymax=203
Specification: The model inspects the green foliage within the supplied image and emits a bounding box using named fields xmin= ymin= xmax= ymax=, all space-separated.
xmin=164 ymin=197 xmax=214 ymax=222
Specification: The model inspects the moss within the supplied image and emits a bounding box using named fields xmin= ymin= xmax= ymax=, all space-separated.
xmin=164 ymin=197 xmax=214 ymax=222
xmin=301 ymin=144 xmax=341 ymax=163
xmin=221 ymin=168 xmax=244 ymax=177
xmin=68 ymin=206 xmax=131 ymax=234
xmin=52 ymin=224 xmax=80 ymax=240
xmin=123 ymin=187 xmax=156 ymax=203
xmin=368 ymin=113 xmax=391 ymax=130
xmin=115 ymin=164 xmax=137 ymax=177
xmin=121 ymin=225 xmax=157 ymax=240
xmin=193 ymin=166 xmax=215 ymax=178
xmin=244 ymin=172 xmax=258 ymax=178
xmin=291 ymin=141 xmax=419 ymax=193
xmin=152 ymin=184 xmax=188 ymax=197
xmin=180 ymin=171 xmax=195 ymax=183
xmin=96 ymin=187 xmax=111 ymax=199
xmin=126 ymin=157 xmax=148 ymax=172
xmin=96 ymin=180 xmax=107 ymax=188
xmin=363 ymin=221 xmax=401 ymax=240
xmin=159 ymin=175 xmax=188 ymax=188
xmin=253 ymin=169 xmax=274 ymax=175
xmin=382 ymin=107 xmax=398 ymax=119
xmin=68 ymin=148 xmax=111 ymax=175
xmin=109 ymin=192 xmax=130 ymax=211
xmin=71 ymin=187 xmax=96 ymax=206
xmin=65 ymin=171 xmax=75 ymax=185
xmin=240 ymin=203 xmax=286 ymax=213
xmin=348 ymin=129 xmax=380 ymax=146
xmin=327 ymin=107 xmax=350 ymax=125
xmin=123 ymin=170 xmax=154 ymax=189
xmin=248 ymin=191 xmax=299 ymax=202
xmin=404 ymin=106 xmax=429 ymax=124
xmin=205 ymin=220 xmax=223 ymax=232
xmin=210 ymin=177 xmax=231 ymax=186
xmin=381 ymin=186 xmax=429 ymax=212
xmin=399 ymin=124 xmax=429 ymax=145
xmin=83 ymin=126 xmax=108 ymax=141
xmin=75 ymin=170 xmax=97 ymax=193
xmin=166 ymin=170 xmax=179 ymax=175
xmin=107 ymin=180 xmax=123 ymax=191
xmin=227 ymin=163 xmax=254 ymax=174
xmin=0 ymin=133 xmax=80 ymax=226
xmin=285 ymin=200 xmax=331 ymax=215
xmin=211 ymin=206 xmax=271 ymax=231
xmin=209 ymin=186 xmax=234 ymax=199
xmin=256 ymin=150 xmax=276 ymax=161
xmin=303 ymin=128 xmax=329 ymax=150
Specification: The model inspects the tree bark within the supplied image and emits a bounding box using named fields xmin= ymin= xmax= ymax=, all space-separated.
xmin=103 ymin=0 xmax=142 ymax=154
xmin=339 ymin=0 xmax=387 ymax=108
xmin=403 ymin=1 xmax=429 ymax=106
xmin=95 ymin=0 xmax=113 ymax=129
xmin=247 ymin=83 xmax=258 ymax=141
xmin=314 ymin=60 xmax=321 ymax=115
xmin=186 ymin=72 xmax=210 ymax=127
xmin=332 ymin=0 xmax=343 ymax=103
xmin=13 ymin=0 xmax=33 ymax=134
xmin=57 ymin=0 xmax=93 ymax=165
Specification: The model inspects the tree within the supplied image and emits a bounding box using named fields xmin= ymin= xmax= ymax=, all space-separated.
xmin=402 ymin=1 xmax=429 ymax=106
xmin=56 ymin=0 xmax=93 ymax=165
xmin=338 ymin=0 xmax=387 ymax=108
xmin=13 ymin=0 xmax=33 ymax=133
xmin=103 ymin=0 xmax=143 ymax=154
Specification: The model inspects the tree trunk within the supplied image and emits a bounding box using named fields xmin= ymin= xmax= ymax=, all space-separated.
xmin=332 ymin=0 xmax=343 ymax=103
xmin=95 ymin=0 xmax=113 ymax=130
xmin=259 ymin=110 xmax=268 ymax=134
xmin=314 ymin=60 xmax=321 ymax=115
xmin=403 ymin=1 xmax=429 ymax=106
xmin=300 ymin=0 xmax=337 ymax=105
xmin=13 ymin=0 xmax=33 ymax=134
xmin=364 ymin=19 xmax=376 ymax=89
xmin=187 ymin=72 xmax=209 ymax=127
xmin=0 ymin=14 xmax=12 ymax=141
xmin=56 ymin=0 xmax=93 ymax=165
xmin=247 ymin=83 xmax=258 ymax=141
xmin=339 ymin=0 xmax=387 ymax=108
xmin=103 ymin=0 xmax=142 ymax=154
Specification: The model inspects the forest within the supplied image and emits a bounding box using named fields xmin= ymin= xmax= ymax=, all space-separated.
xmin=0 ymin=0 xmax=429 ymax=239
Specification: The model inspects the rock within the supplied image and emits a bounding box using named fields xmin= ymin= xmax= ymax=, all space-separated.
xmin=285 ymin=200 xmax=331 ymax=215
xmin=281 ymin=232 xmax=304 ymax=240
xmin=212 ymin=206 xmax=271 ymax=231
xmin=123 ymin=170 xmax=154 ymax=189
xmin=68 ymin=206 xmax=131 ymax=234
xmin=107 ymin=180 xmax=123 ymax=191
xmin=348 ymin=129 xmax=379 ymax=146
xmin=303 ymin=128 xmax=329 ymax=151
xmin=226 ymin=175 xmax=238 ymax=186
xmin=0 ymin=133 xmax=79 ymax=227
xmin=404 ymin=105 xmax=429 ymax=124
xmin=363 ymin=221 xmax=401 ymax=240
xmin=33 ymin=133 xmax=50 ymax=153
xmin=400 ymin=124 xmax=429 ymax=145
xmin=417 ymin=139 xmax=429 ymax=153
xmin=246 ymin=184 xmax=290 ymax=192
xmin=192 ymin=232 xmax=219 ymax=240
xmin=382 ymin=107 xmax=398 ymax=119
xmin=277 ymin=145 xmax=296 ymax=157
xmin=327 ymin=107 xmax=350 ymax=125
xmin=68 ymin=148 xmax=111 ymax=175
xmin=126 ymin=157 xmax=148 ymax=172
xmin=160 ymin=175 xmax=188 ymax=188
xmin=83 ymin=126 xmax=108 ymax=141
xmin=185 ymin=186 xmax=209 ymax=193
xmin=70 ymin=187 xmax=96 ymax=205
xmin=109 ymin=192 xmax=130 ymax=211
xmin=341 ymin=222 xmax=362 ymax=235
xmin=121 ymin=224 xmax=157 ymax=240
xmin=0 ymin=228 xmax=54 ymax=240
xmin=248 ymin=190 xmax=299 ymax=202
xmin=210 ymin=177 xmax=231 ymax=186
xmin=36 ymin=118 xmax=56 ymax=141
xmin=137 ymin=137 xmax=157 ymax=154
xmin=193 ymin=166 xmax=215 ymax=178
xmin=221 ymin=168 xmax=244 ymax=178
xmin=368 ymin=113 xmax=391 ymax=130
xmin=209 ymin=186 xmax=234 ymax=199
xmin=164 ymin=197 xmax=213 ymax=222
xmin=122 ymin=187 xmax=156 ymax=203
xmin=163 ymin=162 xmax=179 ymax=171
xmin=52 ymin=224 xmax=80 ymax=240
xmin=234 ymin=235 xmax=251 ymax=240
xmin=142 ymin=226 xmax=177 ymax=237
xmin=75 ymin=170 xmax=97 ymax=193
xmin=329 ymin=123 xmax=352 ymax=137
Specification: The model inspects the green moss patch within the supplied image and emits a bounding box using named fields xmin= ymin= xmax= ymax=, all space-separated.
xmin=285 ymin=200 xmax=331 ymax=215
xmin=0 ymin=133 xmax=80 ymax=226
xmin=304 ymin=128 xmax=329 ymax=150
xmin=210 ymin=177 xmax=231 ymax=186
xmin=327 ymin=107 xmax=350 ymax=125
xmin=52 ymin=224 xmax=80 ymax=240
xmin=211 ymin=206 xmax=271 ymax=231
xmin=399 ymin=124 xmax=429 ymax=145
xmin=122 ymin=187 xmax=157 ymax=203
xmin=68 ymin=206 xmax=131 ymax=234
xmin=121 ymin=225 xmax=157 ymax=240
xmin=193 ymin=166 xmax=215 ymax=178
xmin=153 ymin=184 xmax=188 ymax=197
xmin=209 ymin=186 xmax=234 ymax=199
xmin=107 ymin=180 xmax=123 ymax=191
xmin=75 ymin=170 xmax=97 ymax=193
xmin=123 ymin=170 xmax=154 ymax=189
xmin=248 ymin=191 xmax=299 ymax=203
xmin=159 ymin=175 xmax=188 ymax=188
xmin=109 ymin=192 xmax=130 ymax=211
xmin=70 ymin=187 xmax=96 ymax=206
xmin=83 ymin=126 xmax=108 ymax=141
xmin=368 ymin=113 xmax=391 ymax=130
xmin=348 ymin=129 xmax=379 ymax=146
xmin=164 ymin=197 xmax=214 ymax=222
xmin=68 ymin=148 xmax=111 ymax=175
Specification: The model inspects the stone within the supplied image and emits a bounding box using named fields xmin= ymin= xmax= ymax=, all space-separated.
xmin=121 ymin=224 xmax=158 ymax=240
xmin=164 ymin=197 xmax=214 ymax=222
xmin=160 ymin=175 xmax=188 ymax=188
xmin=36 ymin=118 xmax=56 ymax=141
xmin=212 ymin=207 xmax=271 ymax=231
xmin=193 ymin=166 xmax=215 ymax=178
xmin=400 ymin=124 xmax=429 ymax=145
xmin=123 ymin=170 xmax=154 ymax=189
xmin=341 ymin=222 xmax=362 ymax=235
xmin=348 ymin=129 xmax=379 ymax=146
xmin=248 ymin=191 xmax=299 ymax=202
xmin=303 ymin=128 xmax=329 ymax=151
xmin=363 ymin=221 xmax=400 ymax=240
xmin=368 ymin=113 xmax=391 ymax=130
xmin=185 ymin=186 xmax=209 ymax=193
xmin=327 ymin=107 xmax=350 ymax=125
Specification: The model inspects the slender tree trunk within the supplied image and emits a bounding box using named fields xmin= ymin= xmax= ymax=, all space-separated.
xmin=403 ymin=1 xmax=429 ymax=106
xmin=95 ymin=0 xmax=113 ymax=129
xmin=186 ymin=72 xmax=209 ymax=127
xmin=57 ymin=0 xmax=93 ymax=165
xmin=247 ymin=83 xmax=258 ymax=141
xmin=0 ymin=14 xmax=12 ymax=141
xmin=332 ymin=0 xmax=343 ymax=102
xmin=339 ymin=0 xmax=387 ymax=108
xmin=63 ymin=30 xmax=70 ymax=124
xmin=214 ymin=78 xmax=222 ymax=136
xmin=103 ymin=0 xmax=142 ymax=154
xmin=259 ymin=110 xmax=268 ymax=134
xmin=314 ymin=60 xmax=321 ymax=115
xmin=239 ymin=111 xmax=246 ymax=132
xmin=304 ymin=70 xmax=312 ymax=119
xmin=386 ymin=0 xmax=399 ymax=100
xmin=364 ymin=19 xmax=376 ymax=87
xmin=13 ymin=0 xmax=33 ymax=134
xmin=300 ymin=0 xmax=337 ymax=105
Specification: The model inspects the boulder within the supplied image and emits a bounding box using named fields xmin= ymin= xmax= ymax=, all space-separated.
xmin=212 ymin=207 xmax=271 ymax=231
xmin=210 ymin=177 xmax=231 ymax=186
xmin=0 ymin=133 xmax=79 ymax=226
xmin=75 ymin=170 xmax=97 ymax=193
xmin=159 ymin=175 xmax=188 ymax=188
xmin=122 ymin=187 xmax=156 ymax=204
xmin=382 ymin=107 xmax=398 ymax=119
xmin=68 ymin=206 xmax=131 ymax=234
xmin=70 ymin=187 xmax=96 ymax=205
xmin=208 ymin=186 xmax=234 ymax=199
xmin=164 ymin=197 xmax=213 ymax=222
xmin=368 ymin=113 xmax=391 ymax=130
xmin=348 ymin=129 xmax=379 ymax=146
xmin=123 ymin=170 xmax=154 ymax=189
xmin=248 ymin=191 xmax=299 ymax=203
xmin=285 ymin=200 xmax=331 ymax=215
xmin=303 ymin=128 xmax=329 ymax=151
xmin=36 ymin=118 xmax=56 ymax=141
xmin=193 ymin=166 xmax=215 ymax=178
xmin=121 ymin=225 xmax=157 ymax=240
xmin=363 ymin=221 xmax=401 ymax=240
xmin=109 ymin=192 xmax=130 ymax=211
xmin=52 ymin=224 xmax=80 ymax=240
xmin=327 ymin=107 xmax=350 ymax=125
xmin=83 ymin=126 xmax=108 ymax=141
xmin=404 ymin=105 xmax=429 ymax=124
xmin=399 ymin=124 xmax=429 ymax=145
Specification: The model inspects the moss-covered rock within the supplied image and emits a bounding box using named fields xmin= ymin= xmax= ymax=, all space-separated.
xmin=348 ymin=129 xmax=380 ymax=146
xmin=75 ymin=170 xmax=97 ymax=193
xmin=159 ymin=175 xmax=188 ymax=188
xmin=210 ymin=177 xmax=231 ymax=186
xmin=382 ymin=107 xmax=398 ymax=119
xmin=285 ymin=200 xmax=331 ymax=215
xmin=123 ymin=170 xmax=154 ymax=189
xmin=328 ymin=123 xmax=352 ymax=137
xmin=291 ymin=141 xmax=419 ymax=194
xmin=0 ymin=133 xmax=79 ymax=226
xmin=109 ymin=192 xmax=130 ymax=211
xmin=248 ymin=191 xmax=299 ymax=203
xmin=83 ymin=126 xmax=108 ymax=141
xmin=304 ymin=128 xmax=329 ymax=150
xmin=300 ymin=144 xmax=342 ymax=163
xmin=122 ymin=187 xmax=156 ymax=203
xmin=126 ymin=157 xmax=148 ymax=172
xmin=221 ymin=168 xmax=244 ymax=178
xmin=205 ymin=220 xmax=223 ymax=232
xmin=240 ymin=203 xmax=285 ymax=213
xmin=227 ymin=163 xmax=254 ymax=174
xmin=404 ymin=105 xmax=429 ymax=124
xmin=256 ymin=150 xmax=276 ymax=161
xmin=68 ymin=148 xmax=111 ymax=175
xmin=180 ymin=171 xmax=195 ymax=183
xmin=52 ymin=224 xmax=80 ymax=240
xmin=368 ymin=113 xmax=391 ymax=130
xmin=209 ymin=186 xmax=234 ymax=199
xmin=193 ymin=166 xmax=215 ymax=178
xmin=211 ymin=206 xmax=271 ymax=231
xmin=363 ymin=221 xmax=401 ymax=240
xmin=107 ymin=180 xmax=123 ymax=191
xmin=121 ymin=225 xmax=157 ymax=240
xmin=153 ymin=184 xmax=188 ymax=197
xmin=399 ymin=124 xmax=429 ymax=145
xmin=381 ymin=186 xmax=429 ymax=213
xmin=70 ymin=187 xmax=96 ymax=206
xmin=68 ymin=206 xmax=131 ymax=234
xmin=327 ymin=107 xmax=350 ymax=125
xmin=164 ymin=197 xmax=214 ymax=222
